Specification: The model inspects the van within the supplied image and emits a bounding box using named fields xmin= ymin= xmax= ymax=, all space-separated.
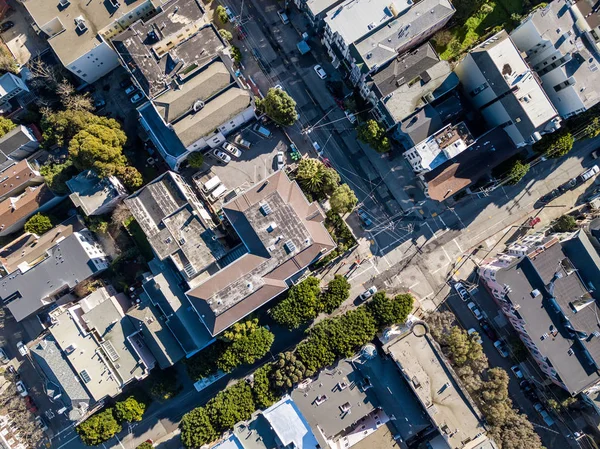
xmin=202 ymin=176 xmax=222 ymax=194
xmin=208 ymin=184 xmax=228 ymax=203
xmin=277 ymin=10 xmax=289 ymax=24
xmin=579 ymin=165 xmax=599 ymax=182
xmin=234 ymin=135 xmax=252 ymax=149
xmin=253 ymin=123 xmax=272 ymax=138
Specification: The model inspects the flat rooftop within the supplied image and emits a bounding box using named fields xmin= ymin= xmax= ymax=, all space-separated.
xmin=262 ymin=396 xmax=319 ymax=449
xmin=67 ymin=171 xmax=126 ymax=216
xmin=324 ymin=0 xmax=411 ymax=45
xmin=306 ymin=0 xmax=344 ymax=17
xmin=353 ymin=0 xmax=454 ymax=70
xmin=387 ymin=330 xmax=489 ymax=449
xmin=23 ymin=0 xmax=154 ymax=65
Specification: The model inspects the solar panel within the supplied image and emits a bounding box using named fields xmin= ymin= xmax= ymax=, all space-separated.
xmin=80 ymin=370 xmax=91 ymax=383
xmin=102 ymin=341 xmax=120 ymax=362
xmin=260 ymin=203 xmax=272 ymax=216
xmin=284 ymin=240 xmax=296 ymax=253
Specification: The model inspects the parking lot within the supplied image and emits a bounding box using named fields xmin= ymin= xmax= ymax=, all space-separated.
xmin=0 ymin=1 xmax=48 ymax=65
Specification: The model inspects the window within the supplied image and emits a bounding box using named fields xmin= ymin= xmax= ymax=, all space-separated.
xmin=469 ymin=82 xmax=488 ymax=97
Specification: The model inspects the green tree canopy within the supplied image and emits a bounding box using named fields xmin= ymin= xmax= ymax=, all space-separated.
xmin=507 ymin=160 xmax=530 ymax=185
xmin=321 ymin=167 xmax=341 ymax=196
xmin=219 ymin=29 xmax=233 ymax=42
xmin=42 ymin=110 xmax=123 ymax=147
xmin=330 ymin=184 xmax=357 ymax=214
xmin=271 ymin=351 xmax=309 ymax=390
xmin=205 ymin=382 xmax=255 ymax=432
xmin=69 ymin=123 xmax=127 ymax=177
xmin=114 ymin=397 xmax=146 ymax=423
xmin=24 ymin=213 xmax=53 ymax=236
xmin=0 ymin=117 xmax=16 ymax=138
xmin=215 ymin=5 xmax=229 ymax=23
xmin=116 ymin=165 xmax=143 ymax=191
xmin=251 ymin=364 xmax=278 ymax=409
xmin=136 ymin=443 xmax=153 ymax=449
xmin=257 ymin=88 xmax=298 ymax=126
xmin=77 ymin=408 xmax=122 ymax=446
xmin=554 ymin=214 xmax=577 ymax=232
xmin=296 ymin=158 xmax=323 ymax=192
xmin=320 ymin=275 xmax=350 ymax=314
xmin=444 ymin=326 xmax=485 ymax=367
xmin=180 ymin=407 xmax=218 ymax=449
xmin=217 ymin=319 xmax=275 ymax=372
xmin=357 ymin=119 xmax=390 ymax=153
xmin=535 ymin=130 xmax=574 ymax=158
xmin=367 ymin=292 xmax=414 ymax=328
xmin=270 ymin=276 xmax=322 ymax=328
xmin=187 ymin=152 xmax=204 ymax=168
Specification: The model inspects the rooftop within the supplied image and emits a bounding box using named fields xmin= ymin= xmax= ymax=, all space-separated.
xmin=0 ymin=184 xmax=57 ymax=232
xmin=496 ymin=235 xmax=600 ymax=394
xmin=387 ymin=329 xmax=489 ymax=449
xmin=353 ymin=0 xmax=454 ymax=70
xmin=66 ymin=170 xmax=127 ymax=216
xmin=305 ymin=0 xmax=345 ymax=17
xmin=0 ymin=73 xmax=28 ymax=97
xmin=574 ymin=0 xmax=600 ymax=31
xmin=1 ymin=230 xmax=108 ymax=322
xmin=186 ymin=171 xmax=335 ymax=335
xmin=0 ymin=126 xmax=37 ymax=156
xmin=324 ymin=0 xmax=412 ymax=45
xmin=262 ymin=396 xmax=319 ymax=449
xmin=0 ymin=160 xmax=41 ymax=200
xmin=23 ymin=0 xmax=156 ymax=66
xmin=409 ymin=122 xmax=474 ymax=172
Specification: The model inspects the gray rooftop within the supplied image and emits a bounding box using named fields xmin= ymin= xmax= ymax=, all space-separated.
xmin=352 ymin=0 xmax=454 ymax=70
xmin=1 ymin=230 xmax=108 ymax=322
xmin=496 ymin=236 xmax=600 ymax=394
xmin=0 ymin=126 xmax=37 ymax=156
xmin=66 ymin=170 xmax=127 ymax=216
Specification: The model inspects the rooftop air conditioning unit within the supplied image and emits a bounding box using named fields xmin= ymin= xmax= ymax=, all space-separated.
xmin=109 ymin=0 xmax=120 ymax=7
xmin=59 ymin=0 xmax=70 ymax=7
xmin=193 ymin=100 xmax=205 ymax=112
xmin=75 ymin=16 xmax=87 ymax=33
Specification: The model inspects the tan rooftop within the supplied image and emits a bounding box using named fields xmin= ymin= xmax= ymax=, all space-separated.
xmin=0 ymin=184 xmax=56 ymax=232
xmin=0 ymin=160 xmax=40 ymax=200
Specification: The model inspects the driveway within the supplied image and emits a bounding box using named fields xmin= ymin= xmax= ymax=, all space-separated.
xmin=0 ymin=1 xmax=48 ymax=65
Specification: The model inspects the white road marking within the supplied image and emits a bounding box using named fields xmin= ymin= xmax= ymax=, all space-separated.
xmin=409 ymin=281 xmax=420 ymax=290
xmin=424 ymin=222 xmax=436 ymax=240
xmin=55 ymin=435 xmax=79 ymax=449
xmin=438 ymin=215 xmax=447 ymax=228
xmin=115 ymin=435 xmax=126 ymax=449
xmin=453 ymin=238 xmax=462 ymax=253
xmin=369 ymin=258 xmax=380 ymax=274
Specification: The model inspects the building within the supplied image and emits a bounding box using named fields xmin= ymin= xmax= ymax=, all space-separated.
xmin=261 ymin=396 xmax=320 ymax=449
xmin=0 ymin=126 xmax=41 ymax=171
xmin=0 ymin=160 xmax=44 ymax=202
xmin=0 ymin=223 xmax=109 ymax=322
xmin=404 ymin=122 xmax=474 ymax=173
xmin=0 ymin=414 xmax=27 ymax=449
xmin=23 ymin=0 xmax=158 ymax=83
xmin=124 ymin=171 xmax=226 ymax=283
xmin=0 ymin=184 xmax=62 ymax=237
xmin=113 ymin=0 xmax=255 ymax=170
xmin=47 ymin=286 xmax=153 ymax=403
xmin=66 ymin=170 xmax=128 ymax=216
xmin=511 ymin=0 xmax=600 ymax=119
xmin=455 ymin=30 xmax=561 ymax=147
xmin=295 ymin=0 xmax=345 ymax=28
xmin=479 ymin=231 xmax=600 ymax=395
xmin=386 ymin=326 xmax=497 ymax=449
xmin=349 ymin=0 xmax=455 ymax=86
xmin=366 ymin=43 xmax=459 ymax=131
xmin=569 ymin=0 xmax=600 ymax=56
xmin=322 ymin=0 xmax=412 ymax=71
xmin=186 ymin=170 xmax=336 ymax=336
xmin=0 ymin=73 xmax=29 ymax=112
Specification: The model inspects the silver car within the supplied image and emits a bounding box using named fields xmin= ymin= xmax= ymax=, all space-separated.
xmin=213 ymin=149 xmax=231 ymax=164
xmin=313 ymin=64 xmax=327 ymax=79
xmin=222 ymin=142 xmax=242 ymax=157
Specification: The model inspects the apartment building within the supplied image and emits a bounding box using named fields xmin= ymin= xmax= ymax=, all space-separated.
xmin=66 ymin=170 xmax=128 ymax=216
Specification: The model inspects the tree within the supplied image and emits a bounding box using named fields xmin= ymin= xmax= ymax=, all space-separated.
xmin=149 ymin=366 xmax=181 ymax=401
xmin=215 ymin=5 xmax=229 ymax=23
xmin=366 ymin=292 xmax=414 ymax=328
xmin=256 ymin=88 xmax=298 ymax=126
xmin=456 ymin=365 xmax=483 ymax=392
xmin=536 ymin=131 xmax=574 ymax=158
xmin=585 ymin=117 xmax=600 ymax=139
xmin=490 ymin=411 xmax=543 ymax=449
xmin=205 ymin=382 xmax=255 ymax=432
xmin=296 ymin=335 xmax=336 ymax=373
xmin=63 ymin=93 xmax=94 ymax=112
xmin=444 ymin=326 xmax=486 ymax=368
xmin=321 ymin=167 xmax=341 ymax=196
xmin=184 ymin=340 xmax=228 ymax=380
xmin=507 ymin=160 xmax=530 ymax=185
xmin=217 ymin=320 xmax=275 ymax=372
xmin=69 ymin=123 xmax=128 ymax=177
xmin=296 ymin=158 xmax=324 ymax=193
xmin=231 ymin=46 xmax=242 ymax=64
xmin=0 ymin=117 xmax=16 ymax=137
xmin=219 ymin=29 xmax=233 ymax=42
xmin=42 ymin=110 xmax=124 ymax=148
xmin=88 ymin=216 xmax=109 ymax=234
xmin=180 ymin=407 xmax=218 ymax=449
xmin=270 ymin=277 xmax=322 ymax=328
xmin=271 ymin=352 xmax=309 ymax=390
xmin=251 ymin=364 xmax=278 ymax=409
xmin=40 ymin=160 xmax=77 ymax=195
xmin=320 ymin=275 xmax=350 ymax=314
xmin=29 ymin=59 xmax=62 ymax=90
xmin=330 ymin=184 xmax=357 ymax=214
xmin=136 ymin=443 xmax=154 ymax=449
xmin=187 ymin=152 xmax=204 ymax=168
xmin=114 ymin=397 xmax=146 ymax=423
xmin=77 ymin=408 xmax=122 ymax=446
xmin=357 ymin=119 xmax=390 ymax=153
xmin=426 ymin=311 xmax=456 ymax=341
xmin=0 ymin=47 xmax=17 ymax=74
xmin=24 ymin=213 xmax=53 ymax=235
xmin=116 ymin=165 xmax=143 ymax=190
xmin=554 ymin=214 xmax=577 ymax=232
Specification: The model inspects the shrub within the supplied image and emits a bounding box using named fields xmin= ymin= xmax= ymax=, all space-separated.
xmin=554 ymin=214 xmax=577 ymax=232
xmin=507 ymin=160 xmax=530 ymax=185
xmin=219 ymin=29 xmax=233 ymax=42
xmin=187 ymin=152 xmax=204 ymax=168
xmin=231 ymin=46 xmax=242 ymax=63
xmin=215 ymin=5 xmax=229 ymax=23
xmin=136 ymin=443 xmax=153 ymax=449
xmin=24 ymin=213 xmax=53 ymax=236
xmin=77 ymin=409 xmax=121 ymax=445
xmin=114 ymin=397 xmax=146 ymax=423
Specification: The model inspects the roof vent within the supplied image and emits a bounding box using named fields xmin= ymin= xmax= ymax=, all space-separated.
xmin=267 ymin=222 xmax=277 ymax=233
xmin=338 ymin=381 xmax=348 ymax=390
xmin=531 ymin=289 xmax=541 ymax=298
xmin=109 ymin=0 xmax=120 ymax=8
xmin=568 ymin=348 xmax=574 ymax=356
xmin=75 ymin=16 xmax=88 ymax=33
xmin=340 ymin=402 xmax=352 ymax=412
xmin=193 ymin=100 xmax=205 ymax=112
xmin=315 ymin=395 xmax=328 ymax=406
xmin=284 ymin=240 xmax=296 ymax=253
xmin=59 ymin=0 xmax=70 ymax=7
xmin=65 ymin=344 xmax=77 ymax=354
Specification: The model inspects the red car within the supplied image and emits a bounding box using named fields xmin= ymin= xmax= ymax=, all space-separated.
xmin=25 ymin=396 xmax=37 ymax=413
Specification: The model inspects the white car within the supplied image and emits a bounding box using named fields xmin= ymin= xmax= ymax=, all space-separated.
xmin=0 ymin=348 xmax=8 ymax=364
xmin=276 ymin=151 xmax=285 ymax=170
xmin=494 ymin=340 xmax=509 ymax=358
xmin=511 ymin=365 xmax=523 ymax=379
xmin=224 ymin=6 xmax=236 ymax=22
xmin=467 ymin=328 xmax=482 ymax=344
xmin=359 ymin=286 xmax=377 ymax=301
xmin=344 ymin=110 xmax=357 ymax=124
xmin=35 ymin=416 xmax=48 ymax=432
xmin=222 ymin=142 xmax=242 ymax=157
xmin=16 ymin=341 xmax=27 ymax=357
xmin=213 ymin=149 xmax=231 ymax=163
xmin=467 ymin=302 xmax=483 ymax=320
xmin=130 ymin=92 xmax=144 ymax=104
xmin=454 ymin=282 xmax=470 ymax=302
xmin=313 ymin=64 xmax=327 ymax=80
xmin=15 ymin=381 xmax=27 ymax=397
xmin=534 ymin=403 xmax=555 ymax=426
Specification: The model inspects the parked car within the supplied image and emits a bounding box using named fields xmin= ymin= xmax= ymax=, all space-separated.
xmin=559 ymin=178 xmax=577 ymax=192
xmin=0 ymin=21 xmax=14 ymax=33
xmin=467 ymin=302 xmax=483 ymax=320
xmin=510 ymin=365 xmax=524 ymax=379
xmin=0 ymin=348 xmax=8 ymax=364
xmin=213 ymin=149 xmax=231 ymax=164
xmin=94 ymin=98 xmax=106 ymax=109
xmin=120 ymin=79 xmax=132 ymax=88
xmin=359 ymin=286 xmax=377 ymax=301
xmin=234 ymin=136 xmax=251 ymax=149
xmin=344 ymin=110 xmax=357 ymax=124
xmin=313 ymin=64 xmax=327 ymax=80
xmin=224 ymin=6 xmax=236 ymax=21
xmin=16 ymin=341 xmax=27 ymax=357
xmin=35 ymin=416 xmax=48 ymax=432
xmin=253 ymin=123 xmax=272 ymax=138
xmin=480 ymin=320 xmax=497 ymax=340
xmin=534 ymin=403 xmax=555 ymax=426
xmin=222 ymin=142 xmax=242 ymax=157
xmin=494 ymin=340 xmax=509 ymax=358
xmin=124 ymin=85 xmax=137 ymax=95
xmin=520 ymin=380 xmax=537 ymax=401
xmin=592 ymin=149 xmax=600 ymax=159
xmin=277 ymin=10 xmax=289 ymax=24
xmin=467 ymin=328 xmax=483 ymax=344
xmin=454 ymin=282 xmax=470 ymax=302
xmin=357 ymin=209 xmax=372 ymax=227
xmin=130 ymin=92 xmax=144 ymax=104
xmin=579 ymin=164 xmax=599 ymax=182
xmin=25 ymin=395 xmax=37 ymax=413
xmin=276 ymin=151 xmax=285 ymax=170
xmin=539 ymin=188 xmax=560 ymax=205
xmin=15 ymin=381 xmax=27 ymax=397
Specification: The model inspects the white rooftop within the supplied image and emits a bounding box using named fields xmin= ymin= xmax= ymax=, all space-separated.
xmin=408 ymin=122 xmax=474 ymax=172
xmin=262 ymin=396 xmax=319 ymax=449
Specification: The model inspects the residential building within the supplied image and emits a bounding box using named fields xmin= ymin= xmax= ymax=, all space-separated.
xmin=404 ymin=121 xmax=474 ymax=173
xmin=261 ymin=396 xmax=320 ymax=449
xmin=569 ymin=0 xmax=600 ymax=55
xmin=0 ymin=126 xmax=41 ymax=171
xmin=186 ymin=170 xmax=336 ymax=336
xmin=30 ymin=335 xmax=92 ymax=422
xmin=0 ymin=184 xmax=62 ymax=237
xmin=455 ymin=30 xmax=561 ymax=147
xmin=511 ymin=0 xmax=600 ymax=118
xmin=294 ymin=0 xmax=345 ymax=28
xmin=0 ymin=415 xmax=27 ymax=449
xmin=366 ymin=43 xmax=459 ymax=130
xmin=350 ymin=0 xmax=455 ymax=86
xmin=0 ymin=160 xmax=44 ymax=202
xmin=386 ymin=327 xmax=497 ymax=449
xmin=0 ymin=222 xmax=109 ymax=322
xmin=322 ymin=0 xmax=412 ymax=71
xmin=479 ymin=231 xmax=600 ymax=395
xmin=124 ymin=171 xmax=227 ymax=283
xmin=23 ymin=0 xmax=158 ymax=83
xmin=66 ymin=170 xmax=128 ymax=216
xmin=112 ymin=0 xmax=255 ymax=170
xmin=47 ymin=286 xmax=153 ymax=403
xmin=0 ymin=73 xmax=29 ymax=112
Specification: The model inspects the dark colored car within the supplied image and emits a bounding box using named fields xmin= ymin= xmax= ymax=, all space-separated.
xmin=0 ymin=21 xmax=14 ymax=33
xmin=94 ymin=98 xmax=106 ymax=109
xmin=480 ymin=319 xmax=497 ymax=340
xmin=120 ymin=79 xmax=132 ymax=88
xmin=25 ymin=396 xmax=37 ymax=413
xmin=539 ymin=188 xmax=560 ymax=205
xmin=559 ymin=178 xmax=577 ymax=193
xmin=520 ymin=380 xmax=538 ymax=401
